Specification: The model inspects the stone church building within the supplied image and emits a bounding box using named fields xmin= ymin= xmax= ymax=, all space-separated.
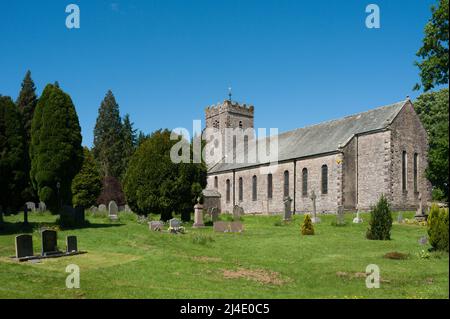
xmin=204 ymin=98 xmax=430 ymax=214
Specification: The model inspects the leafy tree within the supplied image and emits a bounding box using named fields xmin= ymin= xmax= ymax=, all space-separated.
xmin=366 ymin=194 xmax=393 ymax=240
xmin=93 ymin=90 xmax=124 ymax=178
xmin=414 ymin=88 xmax=449 ymax=201
xmin=124 ymin=129 xmax=207 ymax=221
xmin=428 ymin=204 xmax=449 ymax=252
xmin=414 ymin=0 xmax=449 ymax=91
xmin=72 ymin=147 xmax=102 ymax=208
xmin=0 ymin=96 xmax=28 ymax=212
xmin=136 ymin=130 xmax=148 ymax=146
xmin=121 ymin=114 xmax=137 ymax=180
xmin=30 ymin=84 xmax=83 ymax=213
xmin=97 ymin=176 xmax=126 ymax=207
xmin=16 ymin=70 xmax=38 ymax=202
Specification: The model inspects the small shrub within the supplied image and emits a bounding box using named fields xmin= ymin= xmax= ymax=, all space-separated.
xmin=301 ymin=214 xmax=314 ymax=235
xmin=427 ymin=204 xmax=449 ymax=252
xmin=366 ymin=194 xmax=392 ymax=240
xmin=192 ymin=234 xmax=215 ymax=245
xmin=383 ymin=252 xmax=409 ymax=260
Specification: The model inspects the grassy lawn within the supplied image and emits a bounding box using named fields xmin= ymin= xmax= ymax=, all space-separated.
xmin=0 ymin=211 xmax=448 ymax=299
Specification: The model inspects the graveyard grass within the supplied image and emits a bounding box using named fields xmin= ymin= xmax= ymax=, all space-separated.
xmin=0 ymin=211 xmax=448 ymax=299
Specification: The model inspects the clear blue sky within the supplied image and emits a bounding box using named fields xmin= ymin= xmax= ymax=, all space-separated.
xmin=0 ymin=0 xmax=438 ymax=147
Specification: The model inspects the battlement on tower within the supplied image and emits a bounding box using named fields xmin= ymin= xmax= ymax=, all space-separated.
xmin=205 ymin=100 xmax=254 ymax=119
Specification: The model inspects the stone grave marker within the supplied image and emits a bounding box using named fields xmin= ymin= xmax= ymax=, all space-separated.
xmin=74 ymin=206 xmax=85 ymax=224
xmin=418 ymin=236 xmax=428 ymax=245
xmin=310 ymin=191 xmax=320 ymax=223
xmin=108 ymin=201 xmax=118 ymax=221
xmin=124 ymin=205 xmax=132 ymax=213
xmin=38 ymin=202 xmax=46 ymax=213
xmin=15 ymin=234 xmax=34 ymax=258
xmin=211 ymin=207 xmax=219 ymax=222
xmin=98 ymin=204 xmax=107 ymax=212
xmin=230 ymin=221 xmax=244 ymax=233
xmin=336 ymin=206 xmax=345 ymax=225
xmin=283 ymin=196 xmax=293 ymax=221
xmin=149 ymin=221 xmax=164 ymax=231
xmin=233 ymin=205 xmax=243 ymax=221
xmin=397 ymin=212 xmax=404 ymax=223
xmin=41 ymin=229 xmax=58 ymax=255
xmin=169 ymin=218 xmax=181 ymax=229
xmin=353 ymin=211 xmax=363 ymax=223
xmin=193 ymin=203 xmax=205 ymax=228
xmin=66 ymin=236 xmax=78 ymax=253
xmin=25 ymin=202 xmax=36 ymax=212
xmin=213 ymin=221 xmax=230 ymax=232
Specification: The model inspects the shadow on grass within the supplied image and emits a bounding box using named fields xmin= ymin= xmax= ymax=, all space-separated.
xmin=0 ymin=221 xmax=125 ymax=235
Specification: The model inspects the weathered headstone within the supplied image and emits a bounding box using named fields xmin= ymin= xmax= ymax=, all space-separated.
xmin=149 ymin=221 xmax=164 ymax=231
xmin=415 ymin=193 xmax=427 ymax=221
xmin=353 ymin=211 xmax=363 ymax=223
xmin=211 ymin=207 xmax=219 ymax=222
xmin=397 ymin=212 xmax=404 ymax=223
xmin=169 ymin=218 xmax=181 ymax=229
xmin=213 ymin=221 xmax=230 ymax=232
xmin=193 ymin=203 xmax=205 ymax=228
xmin=38 ymin=202 xmax=46 ymax=213
xmin=90 ymin=206 xmax=98 ymax=213
xmin=283 ymin=196 xmax=293 ymax=221
xmin=15 ymin=234 xmax=34 ymax=258
xmin=233 ymin=205 xmax=243 ymax=221
xmin=310 ymin=191 xmax=320 ymax=223
xmin=230 ymin=221 xmax=244 ymax=233
xmin=108 ymin=201 xmax=118 ymax=221
xmin=124 ymin=205 xmax=132 ymax=213
xmin=418 ymin=236 xmax=428 ymax=245
xmin=336 ymin=206 xmax=345 ymax=225
xmin=25 ymin=202 xmax=36 ymax=212
xmin=66 ymin=236 xmax=78 ymax=253
xmin=41 ymin=230 xmax=58 ymax=255
xmin=98 ymin=204 xmax=107 ymax=212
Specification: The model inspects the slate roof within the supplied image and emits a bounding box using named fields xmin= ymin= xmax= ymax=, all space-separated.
xmin=208 ymin=99 xmax=407 ymax=174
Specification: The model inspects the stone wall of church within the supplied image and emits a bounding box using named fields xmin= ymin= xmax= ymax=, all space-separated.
xmin=356 ymin=130 xmax=391 ymax=211
xmin=389 ymin=101 xmax=431 ymax=210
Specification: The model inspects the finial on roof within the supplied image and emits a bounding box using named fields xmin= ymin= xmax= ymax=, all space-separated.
xmin=228 ymin=87 xmax=232 ymax=102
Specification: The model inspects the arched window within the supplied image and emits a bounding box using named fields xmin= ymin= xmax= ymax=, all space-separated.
xmin=402 ymin=151 xmax=407 ymax=192
xmin=414 ymin=153 xmax=418 ymax=193
xmin=226 ymin=179 xmax=231 ymax=202
xmin=252 ymin=175 xmax=257 ymax=201
xmin=238 ymin=177 xmax=243 ymax=202
xmin=321 ymin=165 xmax=328 ymax=194
xmin=302 ymin=168 xmax=308 ymax=196
xmin=214 ymin=176 xmax=218 ymax=189
xmin=284 ymin=170 xmax=289 ymax=197
xmin=267 ymin=174 xmax=273 ymax=199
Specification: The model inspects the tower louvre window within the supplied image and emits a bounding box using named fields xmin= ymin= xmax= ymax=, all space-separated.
xmin=238 ymin=177 xmax=243 ymax=202
xmin=226 ymin=179 xmax=231 ymax=202
xmin=267 ymin=174 xmax=273 ymax=199
xmin=252 ymin=175 xmax=257 ymax=201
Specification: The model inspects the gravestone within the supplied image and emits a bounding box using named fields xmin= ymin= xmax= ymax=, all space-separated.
xmin=149 ymin=221 xmax=164 ymax=231
xmin=169 ymin=218 xmax=181 ymax=230
xmin=66 ymin=236 xmax=78 ymax=253
xmin=74 ymin=206 xmax=85 ymax=224
xmin=90 ymin=206 xmax=98 ymax=213
xmin=213 ymin=221 xmax=230 ymax=232
xmin=233 ymin=205 xmax=244 ymax=221
xmin=25 ymin=202 xmax=36 ymax=212
xmin=108 ymin=201 xmax=118 ymax=221
xmin=353 ymin=211 xmax=363 ymax=223
xmin=418 ymin=236 xmax=428 ymax=245
xmin=193 ymin=203 xmax=205 ymax=228
xmin=283 ymin=196 xmax=293 ymax=221
xmin=98 ymin=204 xmax=107 ymax=212
xmin=230 ymin=221 xmax=244 ymax=233
xmin=15 ymin=234 xmax=34 ymax=258
xmin=41 ymin=229 xmax=58 ymax=255
xmin=397 ymin=212 xmax=404 ymax=223
xmin=336 ymin=206 xmax=345 ymax=225
xmin=124 ymin=205 xmax=132 ymax=213
xmin=211 ymin=207 xmax=219 ymax=222
xmin=415 ymin=193 xmax=427 ymax=221
xmin=310 ymin=191 xmax=320 ymax=223
xmin=38 ymin=202 xmax=46 ymax=213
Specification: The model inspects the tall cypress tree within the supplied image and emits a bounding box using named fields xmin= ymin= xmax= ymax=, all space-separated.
xmin=0 ymin=96 xmax=28 ymax=212
xmin=121 ymin=113 xmax=137 ymax=179
xmin=30 ymin=84 xmax=83 ymax=213
xmin=93 ymin=90 xmax=124 ymax=178
xmin=16 ymin=70 xmax=38 ymax=202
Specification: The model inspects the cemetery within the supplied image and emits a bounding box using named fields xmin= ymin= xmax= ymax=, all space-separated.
xmin=0 ymin=205 xmax=448 ymax=299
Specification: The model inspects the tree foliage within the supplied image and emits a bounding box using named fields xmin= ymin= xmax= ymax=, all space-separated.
xmin=121 ymin=114 xmax=137 ymax=180
xmin=30 ymin=84 xmax=83 ymax=213
xmin=0 ymin=96 xmax=28 ymax=212
xmin=366 ymin=194 xmax=393 ymax=240
xmin=124 ymin=129 xmax=207 ymax=221
xmin=97 ymin=176 xmax=126 ymax=207
xmin=427 ymin=204 xmax=449 ymax=252
xmin=72 ymin=147 xmax=102 ymax=208
xmin=93 ymin=90 xmax=124 ymax=179
xmin=415 ymin=0 xmax=449 ymax=91
xmin=414 ymin=88 xmax=449 ymax=201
